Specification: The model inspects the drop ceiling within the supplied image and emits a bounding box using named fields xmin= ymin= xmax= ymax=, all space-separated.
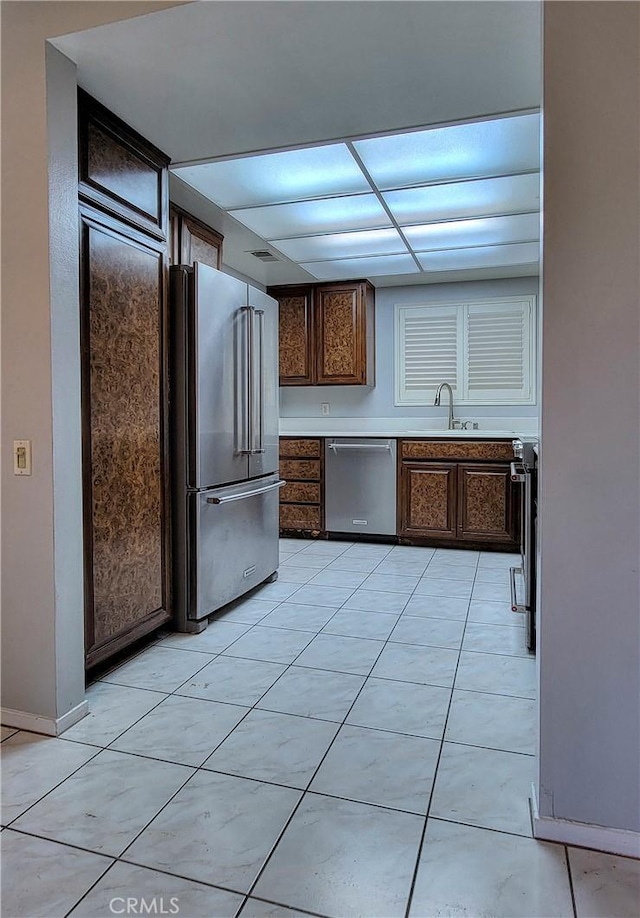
xmin=173 ymin=112 xmax=540 ymax=283
xmin=52 ymin=0 xmax=542 ymax=285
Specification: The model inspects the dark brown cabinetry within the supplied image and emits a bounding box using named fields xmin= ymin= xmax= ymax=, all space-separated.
xmin=169 ymin=204 xmax=223 ymax=269
xmin=279 ymin=438 xmax=325 ymax=535
xmin=399 ymin=440 xmax=518 ymax=550
xmin=276 ymin=286 xmax=315 ymax=385
xmin=269 ymin=281 xmax=375 ymax=386
xmin=79 ymin=91 xmax=172 ymax=668
xmin=400 ymin=462 xmax=458 ymax=539
xmin=457 ymin=463 xmax=516 ymax=544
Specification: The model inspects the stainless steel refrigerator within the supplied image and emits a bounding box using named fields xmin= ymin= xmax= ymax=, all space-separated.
xmin=170 ymin=262 xmax=282 ymax=633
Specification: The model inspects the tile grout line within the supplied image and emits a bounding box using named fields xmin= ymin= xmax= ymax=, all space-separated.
xmin=237 ymin=542 xmax=456 ymax=910
xmin=401 ymin=549 xmax=479 ymax=918
xmin=564 ymin=845 xmax=580 ymax=918
xmin=240 ymin=541 xmax=416 ymax=908
xmin=2 ymin=743 xmax=106 ymax=831
xmin=5 ymin=541 xmax=528 ymax=918
xmin=51 ymin=541 xmax=386 ymax=915
xmin=0 ymin=814 xmax=266 ymax=918
xmin=63 ymin=857 xmax=121 ymax=918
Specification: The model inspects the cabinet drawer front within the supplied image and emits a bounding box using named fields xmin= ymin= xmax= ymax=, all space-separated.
xmin=280 ymin=458 xmax=321 ymax=480
xmin=280 ymin=504 xmax=322 ymax=530
xmin=280 ymin=481 xmax=321 ymax=504
xmin=279 ymin=438 xmax=321 ymax=458
xmin=401 ymin=440 xmax=514 ymax=462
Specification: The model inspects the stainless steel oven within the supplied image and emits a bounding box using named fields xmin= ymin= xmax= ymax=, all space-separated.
xmin=510 ymin=438 xmax=538 ymax=652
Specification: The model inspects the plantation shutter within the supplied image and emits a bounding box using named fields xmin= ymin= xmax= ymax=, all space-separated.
xmin=464 ymin=300 xmax=532 ymax=403
xmin=396 ymin=305 xmax=459 ymax=405
xmin=395 ymin=297 xmax=535 ymax=406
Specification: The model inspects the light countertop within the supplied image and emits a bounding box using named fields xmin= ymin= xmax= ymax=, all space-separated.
xmin=279 ymin=417 xmax=538 ymax=440
xmin=280 ymin=428 xmax=526 ymax=439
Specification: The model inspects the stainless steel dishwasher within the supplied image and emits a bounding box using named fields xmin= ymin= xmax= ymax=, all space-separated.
xmin=325 ymin=438 xmax=397 ymax=536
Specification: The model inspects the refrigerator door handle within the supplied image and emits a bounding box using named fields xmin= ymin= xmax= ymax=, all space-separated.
xmin=238 ymin=306 xmax=252 ymax=455
xmin=252 ymin=308 xmax=265 ymax=454
xmin=207 ymin=479 xmax=285 ymax=504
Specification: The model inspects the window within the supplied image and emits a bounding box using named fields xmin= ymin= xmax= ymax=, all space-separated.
xmin=395 ymin=295 xmax=535 ymax=406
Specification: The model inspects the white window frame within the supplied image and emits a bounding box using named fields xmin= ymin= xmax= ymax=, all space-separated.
xmin=394 ymin=295 xmax=536 ymax=407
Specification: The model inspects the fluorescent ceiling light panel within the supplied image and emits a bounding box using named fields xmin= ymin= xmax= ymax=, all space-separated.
xmin=384 ymin=173 xmax=540 ymax=225
xmin=173 ymin=144 xmax=369 ymax=209
xmin=417 ymin=242 xmax=539 ymax=272
xmin=301 ymin=254 xmax=418 ymax=280
xmin=404 ymin=213 xmax=540 ymax=252
xmin=271 ymin=228 xmax=408 ymax=262
xmin=229 ymin=194 xmax=391 ymax=239
xmin=353 ymin=113 xmax=540 ymax=189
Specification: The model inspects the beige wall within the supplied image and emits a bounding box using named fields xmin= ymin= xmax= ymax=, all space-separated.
xmin=538 ymin=1 xmax=640 ymax=835
xmin=0 ymin=1 xmax=184 ymax=725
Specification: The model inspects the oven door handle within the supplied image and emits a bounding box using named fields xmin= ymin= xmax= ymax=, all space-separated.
xmin=510 ymin=566 xmax=527 ymax=613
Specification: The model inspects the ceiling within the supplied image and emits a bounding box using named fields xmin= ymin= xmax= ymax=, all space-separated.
xmin=52 ymin=0 xmax=542 ymax=286
xmin=173 ymin=113 xmax=540 ymax=283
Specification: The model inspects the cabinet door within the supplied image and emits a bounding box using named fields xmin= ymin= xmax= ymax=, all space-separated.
xmin=275 ymin=287 xmax=315 ymax=385
xmin=80 ymin=210 xmax=171 ymax=667
xmin=180 ymin=211 xmax=223 ymax=269
xmin=399 ymin=462 xmax=458 ymax=539
xmin=315 ymin=282 xmax=366 ymax=384
xmin=78 ymin=90 xmax=168 ymax=241
xmin=457 ymin=463 xmax=516 ymax=543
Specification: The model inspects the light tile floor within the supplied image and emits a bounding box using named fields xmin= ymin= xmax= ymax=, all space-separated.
xmin=2 ymin=539 xmax=639 ymax=918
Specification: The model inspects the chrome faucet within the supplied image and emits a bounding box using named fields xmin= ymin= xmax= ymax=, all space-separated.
xmin=434 ymin=382 xmax=456 ymax=430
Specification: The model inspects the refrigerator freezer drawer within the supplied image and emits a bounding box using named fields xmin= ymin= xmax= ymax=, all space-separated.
xmin=191 ymin=475 xmax=283 ymax=621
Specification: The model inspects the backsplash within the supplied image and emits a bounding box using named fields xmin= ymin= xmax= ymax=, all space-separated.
xmin=280 ymin=276 xmax=540 ymax=424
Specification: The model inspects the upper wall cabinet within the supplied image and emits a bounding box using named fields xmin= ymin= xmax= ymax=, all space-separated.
xmin=170 ymin=204 xmax=223 ymax=269
xmin=269 ymin=280 xmax=375 ymax=386
xmin=78 ymin=89 xmax=168 ymax=241
xmin=276 ymin=285 xmax=315 ymax=385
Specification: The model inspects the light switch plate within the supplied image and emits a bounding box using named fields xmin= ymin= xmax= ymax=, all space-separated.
xmin=13 ymin=439 xmax=32 ymax=476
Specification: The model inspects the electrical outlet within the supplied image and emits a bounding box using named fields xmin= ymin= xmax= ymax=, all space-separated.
xmin=321 ymin=403 xmax=330 ymax=416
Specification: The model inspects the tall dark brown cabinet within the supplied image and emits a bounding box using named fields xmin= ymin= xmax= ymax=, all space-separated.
xmin=78 ymin=91 xmax=172 ymax=668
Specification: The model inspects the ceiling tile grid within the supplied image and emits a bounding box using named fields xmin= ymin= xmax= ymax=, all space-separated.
xmin=172 ymin=113 xmax=541 ymax=281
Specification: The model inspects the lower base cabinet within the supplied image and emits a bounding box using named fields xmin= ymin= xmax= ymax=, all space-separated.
xmin=278 ymin=436 xmax=519 ymax=550
xmin=400 ymin=462 xmax=458 ymax=539
xmin=398 ymin=441 xmax=519 ymax=551
xmin=279 ymin=438 xmax=324 ymax=537
xmin=457 ymin=463 xmax=516 ymax=544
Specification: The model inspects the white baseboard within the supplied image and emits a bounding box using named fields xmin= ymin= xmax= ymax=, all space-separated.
xmin=1 ymin=700 xmax=89 ymax=737
xmin=530 ymin=783 xmax=640 ymax=858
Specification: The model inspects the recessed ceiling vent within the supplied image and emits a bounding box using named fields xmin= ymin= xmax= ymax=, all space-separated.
xmin=250 ymin=250 xmax=279 ymax=262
